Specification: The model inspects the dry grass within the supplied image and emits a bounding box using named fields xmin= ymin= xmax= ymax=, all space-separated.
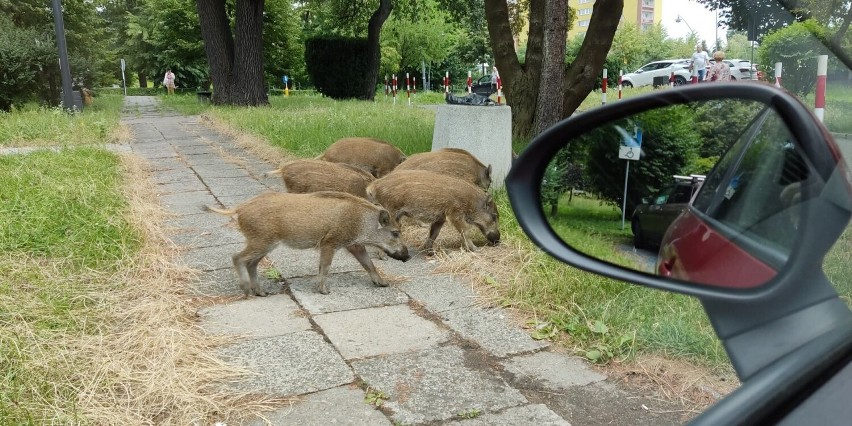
xmin=200 ymin=114 xmax=297 ymax=167
xmin=57 ymin=154 xmax=289 ymax=424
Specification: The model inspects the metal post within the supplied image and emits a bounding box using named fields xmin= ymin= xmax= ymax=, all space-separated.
xmin=622 ymin=161 xmax=630 ymax=230
xmin=52 ymin=0 xmax=75 ymax=111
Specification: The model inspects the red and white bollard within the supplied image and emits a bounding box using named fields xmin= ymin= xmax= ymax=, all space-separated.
xmin=413 ymin=76 xmax=417 ymax=100
xmin=601 ymin=69 xmax=608 ymax=105
xmin=815 ymin=55 xmax=828 ymax=122
xmin=384 ymin=75 xmax=389 ymax=99
xmin=618 ymin=70 xmax=623 ymax=100
xmin=467 ymin=71 xmax=472 ymax=94
xmin=406 ymin=73 xmax=411 ymax=106
xmin=691 ymin=66 xmax=698 ymax=84
xmin=444 ymin=71 xmax=449 ymax=94
xmin=496 ymin=75 xmax=503 ymax=104
xmin=392 ymin=74 xmax=398 ymax=105
xmin=775 ymin=62 xmax=783 ymax=88
xmin=669 ymin=71 xmax=675 ymax=87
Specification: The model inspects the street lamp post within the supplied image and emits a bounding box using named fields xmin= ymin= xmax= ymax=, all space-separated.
xmin=676 ymin=14 xmax=696 ymax=37
xmin=51 ymin=0 xmax=75 ymax=112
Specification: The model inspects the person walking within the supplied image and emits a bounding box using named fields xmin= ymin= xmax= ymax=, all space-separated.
xmin=163 ymin=69 xmax=176 ymax=95
xmin=707 ymin=51 xmax=732 ymax=82
xmin=490 ymin=66 xmax=499 ymax=93
xmin=690 ymin=44 xmax=710 ymax=82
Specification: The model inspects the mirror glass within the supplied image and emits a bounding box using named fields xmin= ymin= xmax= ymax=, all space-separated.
xmin=542 ymin=100 xmax=817 ymax=289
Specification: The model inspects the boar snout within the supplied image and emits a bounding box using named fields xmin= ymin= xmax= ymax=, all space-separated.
xmin=486 ymin=230 xmax=501 ymax=246
xmin=386 ymin=246 xmax=411 ymax=262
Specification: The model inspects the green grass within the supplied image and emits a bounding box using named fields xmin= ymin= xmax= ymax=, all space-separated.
xmin=0 ymin=147 xmax=140 ymax=423
xmin=0 ymin=94 xmax=124 ymax=147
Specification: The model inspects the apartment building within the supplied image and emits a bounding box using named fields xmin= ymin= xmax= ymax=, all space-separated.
xmin=568 ymin=0 xmax=663 ymax=39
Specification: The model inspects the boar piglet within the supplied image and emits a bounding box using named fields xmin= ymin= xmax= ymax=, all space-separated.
xmin=203 ymin=191 xmax=409 ymax=296
xmin=394 ymin=148 xmax=492 ymax=189
xmin=318 ymin=137 xmax=406 ymax=177
xmin=267 ymin=159 xmax=375 ymax=198
xmin=367 ymin=170 xmax=500 ymax=254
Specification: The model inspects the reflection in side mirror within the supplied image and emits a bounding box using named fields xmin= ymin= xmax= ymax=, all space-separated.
xmin=541 ymin=100 xmax=814 ymax=289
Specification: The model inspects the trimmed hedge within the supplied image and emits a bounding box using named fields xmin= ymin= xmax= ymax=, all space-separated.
xmin=305 ymin=37 xmax=370 ymax=99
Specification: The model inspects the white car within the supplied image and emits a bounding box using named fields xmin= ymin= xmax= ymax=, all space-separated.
xmin=708 ymin=59 xmax=758 ymax=81
xmin=621 ymin=59 xmax=692 ymax=88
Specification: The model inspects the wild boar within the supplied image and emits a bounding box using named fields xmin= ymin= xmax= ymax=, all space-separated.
xmin=366 ymin=170 xmax=500 ymax=254
xmin=318 ymin=137 xmax=406 ymax=177
xmin=267 ymin=159 xmax=375 ymax=198
xmin=394 ymin=148 xmax=492 ymax=189
xmin=202 ymin=191 xmax=409 ymax=296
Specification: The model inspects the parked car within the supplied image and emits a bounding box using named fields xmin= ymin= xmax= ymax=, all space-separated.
xmin=631 ymin=174 xmax=704 ymax=249
xmin=621 ymin=59 xmax=691 ymax=88
xmin=708 ymin=58 xmax=758 ymax=80
xmin=470 ymin=74 xmax=496 ymax=96
xmin=506 ymin=6 xmax=852 ymax=420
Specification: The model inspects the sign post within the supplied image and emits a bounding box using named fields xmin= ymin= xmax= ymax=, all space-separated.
xmin=120 ymin=58 xmax=127 ymax=96
xmin=618 ymin=125 xmax=643 ymax=229
xmin=283 ymin=75 xmax=289 ymax=96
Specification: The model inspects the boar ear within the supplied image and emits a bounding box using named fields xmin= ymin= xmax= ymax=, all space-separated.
xmin=486 ymin=164 xmax=492 ymax=178
xmin=378 ymin=209 xmax=391 ymax=227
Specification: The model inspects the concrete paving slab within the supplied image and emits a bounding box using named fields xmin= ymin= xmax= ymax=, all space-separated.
xmin=267 ymin=245 xmax=363 ymax=279
xmin=534 ymin=381 xmax=681 ymax=426
xmin=158 ymin=191 xmax=219 ymax=216
xmin=219 ymin=331 xmax=354 ymax=396
xmin=178 ymin=145 xmax=218 ymax=155
xmin=445 ymin=404 xmax=569 ymax=426
xmin=400 ymin=273 xmax=479 ymax=313
xmin=166 ymin=211 xmax=231 ymax=229
xmin=313 ymin=304 xmax=447 ymax=360
xmin=146 ymin=158 xmax=185 ymax=171
xmin=441 ymin=307 xmax=548 ymax=358
xmin=289 ymin=272 xmax=410 ymax=314
xmin=192 ymin=268 xmax=283 ymax=297
xmin=191 ymin=165 xmax=252 ymax=179
xmin=208 ymin=183 xmax=269 ymax=199
xmin=202 ymin=176 xmax=262 ymax=189
xmin=372 ymin=254 xmax=439 ymax=277
xmin=169 ymin=225 xmax=244 ymax=248
xmin=183 ymin=243 xmax=244 ymax=271
xmin=352 ymin=345 xmax=527 ymax=424
xmin=245 ymin=385 xmax=392 ymax=426
xmin=150 ymin=170 xmax=199 ymax=185
xmin=155 ymin=179 xmax=209 ymax=195
xmin=503 ymin=351 xmax=605 ymax=390
xmin=199 ymin=293 xmax=311 ymax=338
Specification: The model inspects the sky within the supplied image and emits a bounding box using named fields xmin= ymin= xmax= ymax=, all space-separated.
xmin=661 ymin=0 xmax=728 ymax=47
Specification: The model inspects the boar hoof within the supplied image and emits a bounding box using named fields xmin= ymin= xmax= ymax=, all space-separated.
xmin=316 ymin=284 xmax=330 ymax=295
xmin=254 ymin=289 xmax=269 ymax=297
xmin=373 ymin=279 xmax=389 ymax=288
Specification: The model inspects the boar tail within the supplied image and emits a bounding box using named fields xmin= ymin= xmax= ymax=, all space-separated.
xmin=201 ymin=204 xmax=236 ymax=216
xmin=264 ymin=169 xmax=282 ymax=177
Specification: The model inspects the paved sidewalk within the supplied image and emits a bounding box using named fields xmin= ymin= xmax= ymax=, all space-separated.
xmin=122 ymin=96 xmax=680 ymax=426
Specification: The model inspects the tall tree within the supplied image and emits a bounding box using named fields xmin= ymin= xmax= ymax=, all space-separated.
xmin=196 ymin=0 xmax=267 ymax=106
xmin=485 ymin=0 xmax=622 ymax=139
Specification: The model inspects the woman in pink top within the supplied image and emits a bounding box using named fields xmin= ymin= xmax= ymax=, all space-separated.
xmin=707 ymin=51 xmax=732 ymax=82
xmin=163 ymin=69 xmax=176 ymax=95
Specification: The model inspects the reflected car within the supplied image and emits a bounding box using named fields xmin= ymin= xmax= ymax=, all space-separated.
xmin=631 ymin=175 xmax=704 ymax=249
xmin=621 ymin=59 xmax=691 ymax=88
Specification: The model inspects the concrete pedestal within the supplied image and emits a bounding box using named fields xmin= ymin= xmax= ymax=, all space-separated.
xmin=431 ymin=104 xmax=512 ymax=189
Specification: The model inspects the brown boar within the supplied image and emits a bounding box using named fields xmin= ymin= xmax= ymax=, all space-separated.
xmin=203 ymin=191 xmax=409 ymax=296
xmin=318 ymin=137 xmax=406 ymax=177
xmin=267 ymin=159 xmax=375 ymax=198
xmin=394 ymin=148 xmax=492 ymax=189
xmin=366 ymin=170 xmax=500 ymax=254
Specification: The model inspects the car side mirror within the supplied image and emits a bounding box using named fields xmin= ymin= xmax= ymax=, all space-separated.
xmin=507 ymin=83 xmax=851 ymax=299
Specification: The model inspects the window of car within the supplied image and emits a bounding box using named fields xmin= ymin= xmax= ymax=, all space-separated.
xmin=691 ymin=107 xmax=806 ymax=261
xmin=669 ymin=185 xmax=694 ymax=204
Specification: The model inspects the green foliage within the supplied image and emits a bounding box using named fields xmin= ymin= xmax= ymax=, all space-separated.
xmin=0 ymin=16 xmax=54 ymax=111
xmin=0 ymin=93 xmax=123 ymax=147
xmin=305 ymin=37 xmax=371 ymax=99
xmin=381 ymin=1 xmax=457 ymax=73
xmin=602 ymin=22 xmax=697 ymax=74
xmin=758 ymin=19 xmax=830 ymax=95
xmin=583 ymin=104 xmax=700 ymax=213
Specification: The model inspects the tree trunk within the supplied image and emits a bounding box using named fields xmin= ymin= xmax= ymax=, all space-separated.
xmin=485 ymin=0 xmax=622 ymax=141
xmin=361 ymin=0 xmax=393 ymax=100
xmin=196 ymin=0 xmax=234 ymax=105
xmin=138 ymin=72 xmax=147 ymax=88
xmin=560 ymin=0 xmax=622 ymax=118
xmin=532 ymin=0 xmax=568 ymax=136
xmin=233 ymin=0 xmax=268 ymax=106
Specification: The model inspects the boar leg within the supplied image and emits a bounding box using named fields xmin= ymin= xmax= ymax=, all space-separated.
xmin=448 ymin=214 xmax=477 ymax=251
xmin=316 ymin=245 xmax=336 ymax=295
xmin=346 ymin=244 xmax=387 ymax=287
xmin=233 ymin=239 xmax=274 ymax=297
xmin=423 ymin=217 xmax=446 ymax=255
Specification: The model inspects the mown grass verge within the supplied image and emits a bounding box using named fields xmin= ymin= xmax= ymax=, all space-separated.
xmin=0 ymin=146 xmax=276 ymax=423
xmin=0 ymin=94 xmax=126 ymax=147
